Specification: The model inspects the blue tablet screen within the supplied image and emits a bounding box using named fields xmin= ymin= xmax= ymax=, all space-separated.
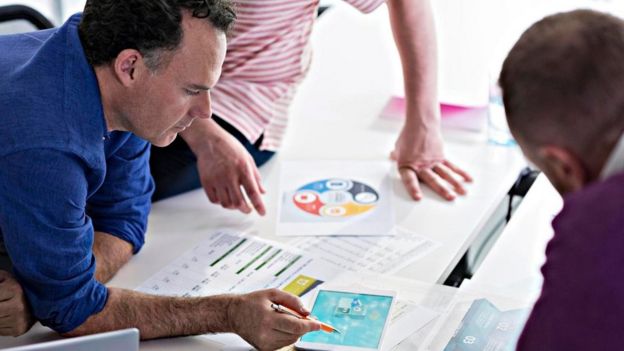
xmin=300 ymin=290 xmax=394 ymax=349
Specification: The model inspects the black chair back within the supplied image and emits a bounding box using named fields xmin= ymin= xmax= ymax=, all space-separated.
xmin=0 ymin=5 xmax=54 ymax=30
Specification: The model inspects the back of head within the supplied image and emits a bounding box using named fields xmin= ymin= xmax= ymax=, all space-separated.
xmin=79 ymin=0 xmax=236 ymax=70
xmin=500 ymin=9 xmax=624 ymax=169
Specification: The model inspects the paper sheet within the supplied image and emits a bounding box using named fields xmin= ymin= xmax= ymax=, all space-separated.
xmin=384 ymin=302 xmax=439 ymax=351
xmin=442 ymin=299 xmax=530 ymax=351
xmin=287 ymin=227 xmax=440 ymax=274
xmin=137 ymin=231 xmax=340 ymax=297
xmin=277 ymin=160 xmax=395 ymax=236
xmin=419 ymin=282 xmax=535 ymax=351
xmin=380 ymin=96 xmax=488 ymax=133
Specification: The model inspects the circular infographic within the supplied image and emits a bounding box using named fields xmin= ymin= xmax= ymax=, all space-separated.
xmin=292 ymin=178 xmax=379 ymax=218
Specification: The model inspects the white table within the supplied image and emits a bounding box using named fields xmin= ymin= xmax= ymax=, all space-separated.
xmin=0 ymin=3 xmax=525 ymax=350
xmin=467 ymin=174 xmax=563 ymax=300
xmin=115 ymin=1 xmax=525 ymax=290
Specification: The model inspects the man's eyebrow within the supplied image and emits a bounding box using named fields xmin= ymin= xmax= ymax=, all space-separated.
xmin=188 ymin=83 xmax=212 ymax=91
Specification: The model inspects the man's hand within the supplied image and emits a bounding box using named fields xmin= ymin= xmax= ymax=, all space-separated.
xmin=392 ymin=124 xmax=472 ymax=201
xmin=0 ymin=270 xmax=34 ymax=336
xmin=227 ymin=289 xmax=320 ymax=350
xmin=182 ymin=119 xmax=266 ymax=216
xmin=66 ymin=288 xmax=319 ymax=348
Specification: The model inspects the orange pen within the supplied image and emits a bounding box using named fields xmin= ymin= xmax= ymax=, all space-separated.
xmin=270 ymin=303 xmax=341 ymax=334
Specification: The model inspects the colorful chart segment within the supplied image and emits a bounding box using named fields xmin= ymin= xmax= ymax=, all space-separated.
xmin=293 ymin=179 xmax=379 ymax=218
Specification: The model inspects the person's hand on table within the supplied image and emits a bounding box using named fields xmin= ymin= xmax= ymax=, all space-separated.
xmin=0 ymin=270 xmax=34 ymax=336
xmin=190 ymin=124 xmax=266 ymax=216
xmin=392 ymin=123 xmax=472 ymax=201
xmin=227 ymin=289 xmax=320 ymax=350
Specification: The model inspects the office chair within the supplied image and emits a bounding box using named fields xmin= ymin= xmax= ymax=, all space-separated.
xmin=0 ymin=5 xmax=54 ymax=34
xmin=318 ymin=5 xmax=331 ymax=17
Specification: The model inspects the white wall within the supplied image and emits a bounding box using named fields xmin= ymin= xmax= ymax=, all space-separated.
xmin=323 ymin=0 xmax=623 ymax=106
xmin=0 ymin=0 xmax=621 ymax=105
xmin=61 ymin=0 xmax=85 ymax=18
xmin=433 ymin=0 xmax=624 ymax=105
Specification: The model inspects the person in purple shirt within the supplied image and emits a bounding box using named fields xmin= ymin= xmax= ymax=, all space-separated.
xmin=0 ymin=0 xmax=320 ymax=348
xmin=500 ymin=9 xmax=624 ymax=350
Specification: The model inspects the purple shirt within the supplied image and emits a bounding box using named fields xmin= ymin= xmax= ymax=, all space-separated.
xmin=517 ymin=171 xmax=624 ymax=350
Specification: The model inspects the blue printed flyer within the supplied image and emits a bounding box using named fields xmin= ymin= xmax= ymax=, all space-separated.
xmin=444 ymin=299 xmax=530 ymax=351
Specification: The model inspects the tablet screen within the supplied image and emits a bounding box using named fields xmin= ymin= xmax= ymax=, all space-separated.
xmin=300 ymin=290 xmax=394 ymax=349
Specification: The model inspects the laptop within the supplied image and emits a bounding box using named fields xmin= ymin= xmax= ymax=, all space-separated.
xmin=4 ymin=328 xmax=139 ymax=351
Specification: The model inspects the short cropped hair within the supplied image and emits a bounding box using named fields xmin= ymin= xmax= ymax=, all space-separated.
xmin=500 ymin=9 xmax=624 ymax=161
xmin=79 ymin=0 xmax=236 ymax=70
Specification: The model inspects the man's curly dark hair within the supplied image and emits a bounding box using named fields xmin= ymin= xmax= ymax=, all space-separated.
xmin=79 ymin=0 xmax=236 ymax=70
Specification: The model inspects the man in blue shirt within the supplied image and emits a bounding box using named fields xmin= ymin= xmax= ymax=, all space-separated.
xmin=0 ymin=0 xmax=319 ymax=348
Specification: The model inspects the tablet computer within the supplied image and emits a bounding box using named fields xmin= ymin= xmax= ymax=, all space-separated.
xmin=295 ymin=287 xmax=396 ymax=351
xmin=5 ymin=328 xmax=139 ymax=351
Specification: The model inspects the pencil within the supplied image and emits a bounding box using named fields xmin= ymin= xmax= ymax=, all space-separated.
xmin=270 ymin=303 xmax=342 ymax=334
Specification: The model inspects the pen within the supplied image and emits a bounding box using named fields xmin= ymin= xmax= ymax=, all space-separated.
xmin=270 ymin=303 xmax=341 ymax=334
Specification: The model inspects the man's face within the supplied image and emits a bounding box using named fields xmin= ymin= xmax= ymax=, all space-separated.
xmin=122 ymin=13 xmax=226 ymax=147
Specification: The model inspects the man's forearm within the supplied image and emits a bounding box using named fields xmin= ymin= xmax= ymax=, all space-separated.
xmin=387 ymin=0 xmax=439 ymax=125
xmin=93 ymin=232 xmax=134 ymax=283
xmin=64 ymin=287 xmax=233 ymax=339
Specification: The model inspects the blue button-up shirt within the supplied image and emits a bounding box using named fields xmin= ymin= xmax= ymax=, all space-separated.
xmin=0 ymin=14 xmax=154 ymax=333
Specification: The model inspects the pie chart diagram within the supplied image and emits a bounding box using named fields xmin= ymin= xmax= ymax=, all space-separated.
xmin=292 ymin=178 xmax=379 ymax=218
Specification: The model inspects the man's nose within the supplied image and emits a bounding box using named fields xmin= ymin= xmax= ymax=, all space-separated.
xmin=191 ymin=92 xmax=212 ymax=119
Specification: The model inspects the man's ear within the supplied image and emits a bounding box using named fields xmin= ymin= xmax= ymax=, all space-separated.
xmin=113 ymin=49 xmax=144 ymax=87
xmin=537 ymin=145 xmax=588 ymax=193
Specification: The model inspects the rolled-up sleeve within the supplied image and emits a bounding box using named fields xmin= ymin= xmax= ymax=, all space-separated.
xmin=87 ymin=134 xmax=154 ymax=254
xmin=0 ymin=149 xmax=107 ymax=333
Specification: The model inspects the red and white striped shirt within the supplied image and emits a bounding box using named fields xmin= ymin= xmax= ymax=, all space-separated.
xmin=211 ymin=0 xmax=387 ymax=151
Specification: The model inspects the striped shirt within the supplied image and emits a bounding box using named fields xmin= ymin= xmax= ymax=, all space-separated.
xmin=211 ymin=0 xmax=387 ymax=151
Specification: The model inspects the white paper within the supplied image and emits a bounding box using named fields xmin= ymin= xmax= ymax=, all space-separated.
xmin=383 ymin=301 xmax=439 ymax=351
xmin=277 ymin=160 xmax=395 ymax=236
xmin=419 ymin=281 xmax=535 ymax=351
xmin=287 ymin=227 xmax=440 ymax=274
xmin=203 ymin=333 xmax=251 ymax=351
xmin=137 ymin=231 xmax=340 ymax=297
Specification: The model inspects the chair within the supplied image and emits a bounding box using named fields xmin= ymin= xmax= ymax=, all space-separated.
xmin=0 ymin=5 xmax=54 ymax=35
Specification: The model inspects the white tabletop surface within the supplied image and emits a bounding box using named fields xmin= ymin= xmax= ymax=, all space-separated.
xmin=468 ymin=174 xmax=563 ymax=301
xmin=0 ymin=3 xmax=525 ymax=350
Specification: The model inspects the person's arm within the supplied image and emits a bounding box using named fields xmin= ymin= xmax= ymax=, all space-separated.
xmin=65 ymin=288 xmax=320 ymax=349
xmin=0 ymin=150 xmax=109 ymax=333
xmin=387 ymin=0 xmax=472 ymax=201
xmin=0 ymin=271 xmax=34 ymax=336
xmin=0 ymin=232 xmax=128 ymax=338
xmin=181 ymin=118 xmax=266 ymax=215
xmin=87 ymin=134 xmax=153 ymax=257
xmin=92 ymin=232 xmax=133 ymax=283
